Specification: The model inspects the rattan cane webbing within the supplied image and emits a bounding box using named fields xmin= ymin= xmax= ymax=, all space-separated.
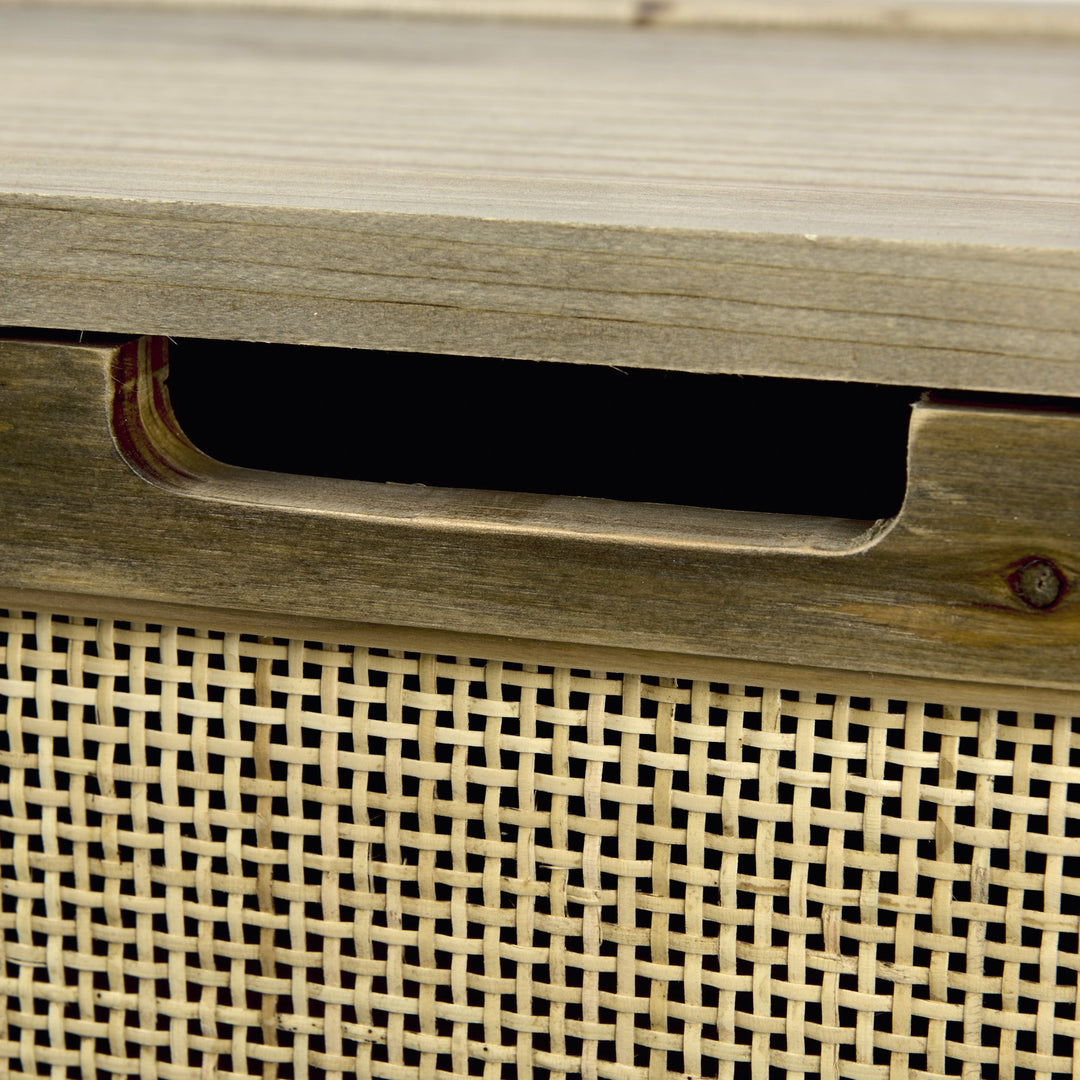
xmin=2 ymin=610 xmax=1080 ymax=1080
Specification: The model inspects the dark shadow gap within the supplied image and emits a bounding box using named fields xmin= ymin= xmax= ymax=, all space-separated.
xmin=166 ymin=339 xmax=918 ymax=520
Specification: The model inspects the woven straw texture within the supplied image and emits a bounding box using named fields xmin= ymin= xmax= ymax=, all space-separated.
xmin=2 ymin=609 xmax=1079 ymax=1080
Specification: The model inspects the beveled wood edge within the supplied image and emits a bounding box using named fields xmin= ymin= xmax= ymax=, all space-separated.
xmin=3 ymin=586 xmax=1077 ymax=717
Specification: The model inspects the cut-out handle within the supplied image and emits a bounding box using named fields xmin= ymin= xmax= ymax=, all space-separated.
xmin=114 ymin=337 xmax=902 ymax=554
xmin=0 ymin=334 xmax=1077 ymax=690
xmin=163 ymin=338 xmax=916 ymax=523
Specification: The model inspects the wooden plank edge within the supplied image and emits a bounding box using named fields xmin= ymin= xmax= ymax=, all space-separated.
xmin=3 ymin=587 xmax=1077 ymax=717
xmin=3 ymin=196 xmax=1080 ymax=398
xmin=4 ymin=0 xmax=1080 ymax=38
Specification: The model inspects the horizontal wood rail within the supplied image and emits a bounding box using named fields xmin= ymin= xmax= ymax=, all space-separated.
xmin=1 ymin=335 xmax=1078 ymax=691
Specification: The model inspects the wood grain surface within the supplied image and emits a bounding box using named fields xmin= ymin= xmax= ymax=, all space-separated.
xmin=2 ymin=7 xmax=1080 ymax=392
xmin=2 ymin=336 xmax=1078 ymax=691
xmin=4 ymin=586 xmax=1078 ymax=717
xmin=7 ymin=0 xmax=1080 ymax=37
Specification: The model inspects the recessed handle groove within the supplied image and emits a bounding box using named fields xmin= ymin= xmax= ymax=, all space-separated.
xmin=158 ymin=338 xmax=915 ymax=531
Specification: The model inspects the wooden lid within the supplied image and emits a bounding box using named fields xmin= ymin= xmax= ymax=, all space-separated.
xmin=2 ymin=4 xmax=1079 ymax=393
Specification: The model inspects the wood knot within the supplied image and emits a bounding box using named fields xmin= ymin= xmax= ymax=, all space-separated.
xmin=1009 ymin=557 xmax=1066 ymax=611
xmin=632 ymin=0 xmax=673 ymax=26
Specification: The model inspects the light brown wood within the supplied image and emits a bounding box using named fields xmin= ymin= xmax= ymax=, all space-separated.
xmin=3 ymin=6 xmax=1079 ymax=1064
xmin=2 ymin=7 xmax=1080 ymax=394
xmin=2 ymin=336 xmax=1078 ymax=691
xmin=8 ymin=0 xmax=1080 ymax=37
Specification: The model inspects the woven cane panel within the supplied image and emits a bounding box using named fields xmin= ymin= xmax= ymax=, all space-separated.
xmin=2 ymin=611 xmax=1080 ymax=1080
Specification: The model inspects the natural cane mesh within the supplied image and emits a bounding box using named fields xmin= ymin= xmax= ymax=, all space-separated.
xmin=2 ymin=611 xmax=1080 ymax=1080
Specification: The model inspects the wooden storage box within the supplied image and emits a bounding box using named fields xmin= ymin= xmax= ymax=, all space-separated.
xmin=2 ymin=5 xmax=1079 ymax=1078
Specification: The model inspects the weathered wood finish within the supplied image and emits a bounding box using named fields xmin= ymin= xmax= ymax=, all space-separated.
xmin=2 ymin=336 xmax=1078 ymax=691
xmin=2 ymin=8 xmax=1080 ymax=394
xmin=5 ymin=197 xmax=1080 ymax=396
xmin=3 ymin=9 xmax=1080 ymax=1077
xmin=4 ymin=586 xmax=1078 ymax=718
